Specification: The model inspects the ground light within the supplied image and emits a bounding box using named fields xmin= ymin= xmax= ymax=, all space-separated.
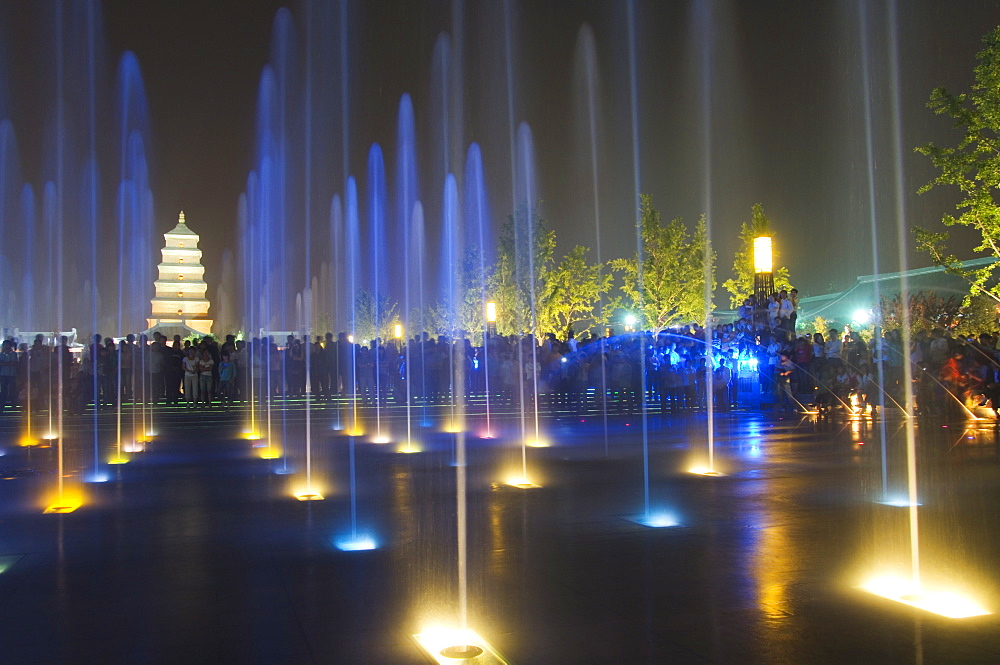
xmin=504 ymin=475 xmax=541 ymax=489
xmin=525 ymin=438 xmax=549 ymax=448
xmin=293 ymin=487 xmax=324 ymax=501
xmin=44 ymin=489 xmax=83 ymax=514
xmin=122 ymin=441 xmax=145 ymax=453
xmin=107 ymin=456 xmax=129 ymax=465
xmin=688 ymin=466 xmax=724 ymax=477
xmin=413 ymin=627 xmax=510 ymax=665
xmin=860 ymin=575 xmax=990 ymax=618
xmin=334 ymin=534 xmax=378 ymax=551
xmin=878 ymin=497 xmax=922 ymax=507
xmin=629 ymin=511 xmax=681 ymax=528
xmin=397 ymin=442 xmax=422 ymax=454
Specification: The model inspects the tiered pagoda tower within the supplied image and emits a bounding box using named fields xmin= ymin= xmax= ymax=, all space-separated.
xmin=147 ymin=211 xmax=213 ymax=335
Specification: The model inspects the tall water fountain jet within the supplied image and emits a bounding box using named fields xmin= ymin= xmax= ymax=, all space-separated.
xmin=441 ymin=175 xmax=462 ymax=435
xmin=507 ymin=122 xmax=541 ymax=488
xmin=572 ymin=23 xmax=610 ymax=454
xmin=345 ymin=176 xmax=361 ymax=436
xmin=298 ymin=4 xmax=321 ymax=503
xmin=696 ymin=0 xmax=719 ymax=479
xmin=407 ymin=201 xmax=428 ymax=442
xmin=329 ymin=193 xmax=344 ymax=431
xmin=856 ymin=0 xmax=892 ymax=500
xmin=858 ymin=0 xmax=988 ymax=618
xmin=395 ymin=94 xmax=419 ymax=305
xmin=464 ymin=143 xmax=493 ymax=438
xmin=367 ymin=143 xmax=389 ymax=443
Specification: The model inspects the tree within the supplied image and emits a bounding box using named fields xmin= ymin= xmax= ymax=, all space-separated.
xmin=428 ymin=246 xmax=490 ymax=343
xmin=611 ymin=195 xmax=715 ymax=331
xmin=915 ymin=26 xmax=1000 ymax=304
xmin=877 ymin=291 xmax=963 ymax=335
xmin=722 ymin=203 xmax=793 ymax=308
xmin=350 ymin=290 xmax=400 ymax=342
xmin=489 ymin=205 xmax=556 ymax=337
xmin=954 ymin=294 xmax=999 ymax=337
xmin=536 ymin=245 xmax=612 ymax=337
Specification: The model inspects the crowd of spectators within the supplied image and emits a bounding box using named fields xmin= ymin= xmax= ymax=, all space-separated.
xmin=2 ymin=289 xmax=999 ymax=419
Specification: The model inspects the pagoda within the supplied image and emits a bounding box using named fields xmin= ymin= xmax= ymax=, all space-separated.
xmin=147 ymin=211 xmax=213 ymax=336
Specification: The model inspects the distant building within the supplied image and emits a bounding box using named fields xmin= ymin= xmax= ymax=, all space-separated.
xmin=796 ymin=258 xmax=997 ymax=328
xmin=146 ymin=211 xmax=213 ymax=337
xmin=712 ymin=257 xmax=999 ymax=329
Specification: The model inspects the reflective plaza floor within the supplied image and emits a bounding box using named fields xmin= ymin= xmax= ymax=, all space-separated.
xmin=1 ymin=399 xmax=999 ymax=664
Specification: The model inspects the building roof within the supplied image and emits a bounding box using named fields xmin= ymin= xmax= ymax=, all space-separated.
xmin=165 ymin=211 xmax=198 ymax=238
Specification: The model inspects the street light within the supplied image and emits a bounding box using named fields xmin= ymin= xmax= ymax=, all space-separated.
xmin=394 ymin=323 xmax=403 ymax=339
xmin=753 ymin=235 xmax=774 ymax=328
xmin=624 ymin=314 xmax=637 ymax=333
xmin=485 ymin=301 xmax=497 ymax=337
xmin=753 ymin=236 xmax=773 ymax=274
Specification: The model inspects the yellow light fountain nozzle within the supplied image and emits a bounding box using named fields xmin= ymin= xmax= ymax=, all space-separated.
xmin=689 ymin=466 xmax=723 ymax=476
xmin=860 ymin=575 xmax=990 ymax=618
xmin=413 ymin=626 xmax=510 ymax=665
xmin=107 ymin=457 xmax=130 ymax=465
xmin=259 ymin=449 xmax=281 ymax=459
xmin=43 ymin=491 xmax=83 ymax=514
xmin=293 ymin=488 xmax=324 ymax=501
xmin=525 ymin=438 xmax=549 ymax=448
xmin=505 ymin=476 xmax=541 ymax=489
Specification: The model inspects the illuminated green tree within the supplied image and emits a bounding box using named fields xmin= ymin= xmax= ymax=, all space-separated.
xmin=536 ymin=245 xmax=612 ymax=337
xmin=489 ymin=205 xmax=556 ymax=337
xmin=611 ymin=194 xmax=715 ymax=331
xmin=915 ymin=26 xmax=1000 ymax=304
xmin=722 ymin=203 xmax=793 ymax=308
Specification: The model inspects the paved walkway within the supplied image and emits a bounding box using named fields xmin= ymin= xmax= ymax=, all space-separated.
xmin=0 ymin=406 xmax=998 ymax=664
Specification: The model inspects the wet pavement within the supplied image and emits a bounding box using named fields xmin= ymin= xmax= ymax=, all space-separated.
xmin=1 ymin=402 xmax=999 ymax=664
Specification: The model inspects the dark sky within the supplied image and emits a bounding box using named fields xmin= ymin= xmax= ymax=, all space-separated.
xmin=4 ymin=0 xmax=1000 ymax=328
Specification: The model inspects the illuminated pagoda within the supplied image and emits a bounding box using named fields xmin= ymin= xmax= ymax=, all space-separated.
xmin=147 ymin=211 xmax=213 ymax=336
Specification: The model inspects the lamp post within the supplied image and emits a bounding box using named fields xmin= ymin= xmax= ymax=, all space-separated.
xmin=485 ymin=302 xmax=497 ymax=337
xmin=753 ymin=236 xmax=774 ymax=328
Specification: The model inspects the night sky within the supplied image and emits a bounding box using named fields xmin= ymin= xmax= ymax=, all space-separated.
xmin=3 ymin=0 xmax=1000 ymax=330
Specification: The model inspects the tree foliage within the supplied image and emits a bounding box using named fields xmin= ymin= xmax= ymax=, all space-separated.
xmin=350 ymin=290 xmax=400 ymax=342
xmin=915 ymin=26 xmax=1000 ymax=303
xmin=722 ymin=203 xmax=793 ymax=308
xmin=611 ymin=194 xmax=715 ymax=331
xmin=489 ymin=205 xmax=556 ymax=337
xmin=877 ymin=291 xmax=964 ymax=335
xmin=536 ymin=244 xmax=612 ymax=337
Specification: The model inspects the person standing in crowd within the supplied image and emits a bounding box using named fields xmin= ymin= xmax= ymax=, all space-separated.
xmin=182 ymin=347 xmax=199 ymax=408
xmin=198 ymin=348 xmax=215 ymax=407
xmin=217 ymin=351 xmax=235 ymax=411
xmin=0 ymin=340 xmax=18 ymax=410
